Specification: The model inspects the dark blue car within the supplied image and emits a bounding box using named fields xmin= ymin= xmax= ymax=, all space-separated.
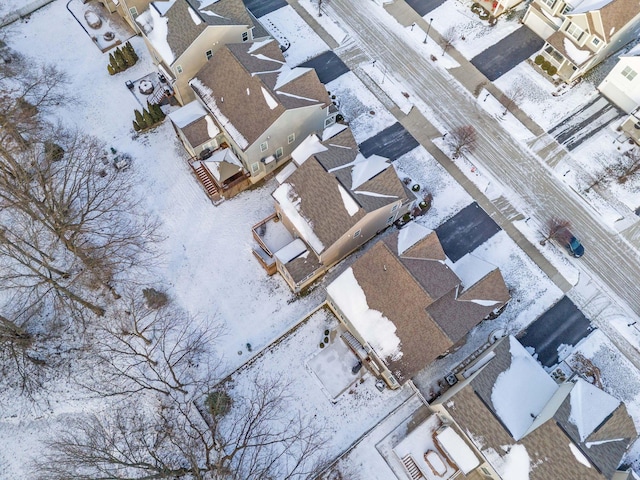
xmin=566 ymin=235 xmax=585 ymax=258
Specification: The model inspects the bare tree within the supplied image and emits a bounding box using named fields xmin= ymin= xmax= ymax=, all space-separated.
xmin=448 ymin=125 xmax=477 ymax=158
xmin=34 ymin=375 xmax=325 ymax=480
xmin=540 ymin=217 xmax=571 ymax=245
xmin=616 ymin=148 xmax=640 ymax=184
xmin=440 ymin=26 xmax=459 ymax=56
xmin=85 ymin=293 xmax=222 ymax=398
xmin=502 ymin=84 xmax=525 ymax=116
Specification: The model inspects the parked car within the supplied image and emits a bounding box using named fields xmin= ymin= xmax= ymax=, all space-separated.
xmin=566 ymin=234 xmax=585 ymax=258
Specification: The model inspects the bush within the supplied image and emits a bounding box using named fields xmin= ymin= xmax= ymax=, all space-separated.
xmin=541 ymin=60 xmax=551 ymax=71
xmin=107 ymin=44 xmax=138 ymax=74
xmin=142 ymin=287 xmax=169 ymax=309
xmin=336 ymin=113 xmax=344 ymax=123
xmin=547 ymin=65 xmax=557 ymax=76
xmin=411 ymin=184 xmax=421 ymax=192
xmin=471 ymin=2 xmax=481 ymax=13
xmin=534 ymin=55 xmax=544 ymax=65
xmin=205 ymin=391 xmax=232 ymax=417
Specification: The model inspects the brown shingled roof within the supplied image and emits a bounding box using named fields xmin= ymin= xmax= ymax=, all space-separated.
xmin=597 ymin=0 xmax=640 ymax=42
xmin=181 ymin=115 xmax=212 ymax=148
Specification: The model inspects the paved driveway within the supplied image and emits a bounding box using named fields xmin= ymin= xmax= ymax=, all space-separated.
xmin=471 ymin=26 xmax=544 ymax=81
xmin=299 ymin=51 xmax=350 ymax=83
xmin=243 ymin=0 xmax=287 ymax=18
xmin=435 ymin=202 xmax=501 ymax=262
xmin=404 ymin=0 xmax=446 ymax=16
xmin=358 ymin=122 xmax=419 ymax=160
xmin=518 ymin=296 xmax=593 ymax=367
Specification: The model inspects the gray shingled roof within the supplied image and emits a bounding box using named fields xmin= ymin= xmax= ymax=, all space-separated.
xmin=191 ymin=41 xmax=328 ymax=147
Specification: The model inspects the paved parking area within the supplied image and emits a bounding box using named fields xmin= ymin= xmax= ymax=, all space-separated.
xmin=358 ymin=122 xmax=420 ymax=161
xmin=404 ymin=0 xmax=446 ymax=16
xmin=435 ymin=202 xmax=501 ymax=262
xmin=243 ymin=0 xmax=287 ymax=18
xmin=299 ymin=50 xmax=350 ymax=83
xmin=471 ymin=26 xmax=544 ymax=81
xmin=518 ymin=296 xmax=593 ymax=368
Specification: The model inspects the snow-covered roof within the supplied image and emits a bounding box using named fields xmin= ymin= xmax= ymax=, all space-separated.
xmin=327 ymin=267 xmax=402 ymax=362
xmin=275 ymin=162 xmax=297 ymax=184
xmin=272 ymin=183 xmax=325 ymax=253
xmin=338 ymin=185 xmax=359 ymax=216
xmin=490 ymin=337 xmax=559 ymax=440
xmin=274 ymin=238 xmax=307 ymax=264
xmin=569 ymin=379 xmax=620 ymax=441
xmin=449 ymin=253 xmax=497 ymax=290
xmin=137 ymin=6 xmax=174 ymax=64
xmin=435 ymin=427 xmax=480 ymax=474
xmin=168 ymin=100 xmax=207 ymax=128
xmin=498 ymin=444 xmax=531 ymax=480
xmin=328 ymin=153 xmax=391 ymax=189
xmin=321 ymin=123 xmax=348 ymax=141
xmin=566 ymin=0 xmax=614 ymax=14
xmin=397 ymin=223 xmax=431 ymax=256
xmin=563 ymin=38 xmax=591 ymax=65
xmin=291 ymin=134 xmax=327 ymax=166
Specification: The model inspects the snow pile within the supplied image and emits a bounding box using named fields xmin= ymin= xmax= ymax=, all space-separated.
xmin=569 ymin=443 xmax=592 ymax=468
xmin=272 ymin=183 xmax=325 ymax=253
xmin=491 ymin=337 xmax=558 ymax=440
xmin=327 ymin=268 xmax=402 ymax=361
xmin=563 ymin=38 xmax=591 ymax=65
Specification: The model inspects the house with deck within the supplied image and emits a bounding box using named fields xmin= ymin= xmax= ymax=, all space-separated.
xmin=134 ymin=0 xmax=268 ymax=105
xmin=523 ymin=0 xmax=640 ymax=83
xmin=325 ymin=223 xmax=510 ymax=389
xmin=189 ymin=40 xmax=336 ymax=186
xmin=252 ymin=126 xmax=416 ymax=292
xmin=96 ymin=0 xmax=152 ymax=33
xmin=429 ymin=335 xmax=638 ymax=480
xmin=599 ymin=44 xmax=640 ymax=145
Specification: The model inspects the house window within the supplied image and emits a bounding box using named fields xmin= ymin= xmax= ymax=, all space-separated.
xmin=260 ymin=141 xmax=268 ymax=152
xmin=324 ymin=116 xmax=335 ymax=127
xmin=540 ymin=0 xmax=555 ymax=8
xmin=622 ymin=66 xmax=637 ymax=81
xmin=391 ymin=204 xmax=398 ymax=212
xmin=353 ymin=229 xmax=361 ymax=238
xmin=565 ymin=23 xmax=584 ymax=41
xmin=206 ymin=50 xmax=213 ymax=60
xmin=251 ymin=162 xmax=260 ymax=173
xmin=242 ymin=32 xmax=249 ymax=42
xmin=387 ymin=216 xmax=395 ymax=224
xmin=561 ymin=4 xmax=572 ymax=14
xmin=275 ymin=147 xmax=283 ymax=159
xmin=129 ymin=6 xmax=138 ymax=17
xmin=176 ymin=65 xmax=183 ymax=74
xmin=288 ymin=133 xmax=295 ymax=144
xmin=591 ymin=36 xmax=601 ymax=46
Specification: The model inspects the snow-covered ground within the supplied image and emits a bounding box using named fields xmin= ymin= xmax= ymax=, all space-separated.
xmin=3 ymin=0 xmax=640 ymax=477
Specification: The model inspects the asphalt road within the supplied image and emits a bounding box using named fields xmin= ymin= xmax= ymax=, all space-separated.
xmin=326 ymin=0 xmax=640 ymax=320
xmin=300 ymin=51 xmax=350 ymax=83
xmin=358 ymin=122 xmax=420 ymax=160
xmin=471 ymin=26 xmax=544 ymax=81
xmin=518 ymin=296 xmax=593 ymax=367
xmin=244 ymin=0 xmax=287 ymax=18
xmin=435 ymin=202 xmax=501 ymax=262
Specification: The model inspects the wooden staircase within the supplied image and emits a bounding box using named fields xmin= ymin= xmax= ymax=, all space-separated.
xmin=149 ymin=85 xmax=172 ymax=105
xmin=401 ymin=455 xmax=424 ymax=480
xmin=192 ymin=162 xmax=219 ymax=197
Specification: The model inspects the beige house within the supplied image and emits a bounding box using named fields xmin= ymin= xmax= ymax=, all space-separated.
xmin=431 ymin=335 xmax=638 ymax=480
xmin=190 ymin=40 xmax=336 ymax=184
xmin=326 ymin=223 xmax=510 ymax=389
xmin=599 ymin=45 xmax=640 ymax=144
xmin=134 ymin=0 xmax=268 ymax=105
xmin=96 ymin=0 xmax=153 ymax=33
xmin=523 ymin=0 xmax=640 ymax=83
xmin=252 ymin=126 xmax=415 ymax=292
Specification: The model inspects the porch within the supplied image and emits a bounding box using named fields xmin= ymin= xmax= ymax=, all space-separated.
xmin=191 ymin=147 xmax=250 ymax=202
xmin=252 ymin=213 xmax=295 ymax=275
xmin=620 ymin=112 xmax=640 ymax=146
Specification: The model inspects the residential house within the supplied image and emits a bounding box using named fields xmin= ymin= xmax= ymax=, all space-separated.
xmin=135 ymin=0 xmax=269 ymax=105
xmin=251 ymin=126 xmax=415 ymax=292
xmin=96 ymin=0 xmax=153 ymax=33
xmin=599 ymin=44 xmax=640 ymax=144
xmin=523 ymin=0 xmax=640 ymax=83
xmin=190 ymin=40 xmax=336 ymax=184
xmin=325 ymin=222 xmax=510 ymax=389
xmin=430 ymin=335 xmax=638 ymax=479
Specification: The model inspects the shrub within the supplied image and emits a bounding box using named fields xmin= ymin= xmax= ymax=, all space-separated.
xmin=411 ymin=184 xmax=421 ymax=192
xmin=205 ymin=391 xmax=232 ymax=417
xmin=142 ymin=287 xmax=169 ymax=309
xmin=541 ymin=60 xmax=551 ymax=71
xmin=133 ymin=120 xmax=141 ymax=131
xmin=134 ymin=109 xmax=146 ymax=129
xmin=534 ymin=55 xmax=544 ymax=65
xmin=336 ymin=113 xmax=344 ymax=122
xmin=471 ymin=2 xmax=481 ymax=13
xmin=547 ymin=65 xmax=557 ymax=76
